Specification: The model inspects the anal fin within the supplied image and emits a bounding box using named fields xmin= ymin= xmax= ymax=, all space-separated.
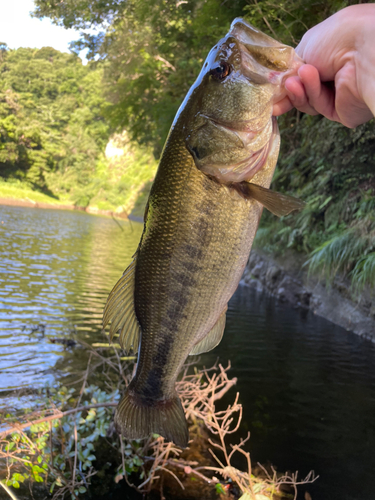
xmin=189 ymin=307 xmax=227 ymax=356
xmin=234 ymin=182 xmax=305 ymax=217
xmin=102 ymin=255 xmax=141 ymax=354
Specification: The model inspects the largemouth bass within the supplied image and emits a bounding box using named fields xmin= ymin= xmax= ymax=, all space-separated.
xmin=103 ymin=19 xmax=303 ymax=448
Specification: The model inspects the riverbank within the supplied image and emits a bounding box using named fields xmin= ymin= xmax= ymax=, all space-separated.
xmin=243 ymin=250 xmax=375 ymax=340
xmin=0 ymin=196 xmax=131 ymax=219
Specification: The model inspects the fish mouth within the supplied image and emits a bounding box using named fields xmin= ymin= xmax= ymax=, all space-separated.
xmin=229 ymin=18 xmax=304 ymax=88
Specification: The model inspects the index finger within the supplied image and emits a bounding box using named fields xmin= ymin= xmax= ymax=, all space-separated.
xmin=272 ymin=96 xmax=294 ymax=116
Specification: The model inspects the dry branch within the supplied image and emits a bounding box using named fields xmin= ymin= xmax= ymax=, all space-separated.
xmin=1 ymin=353 xmax=317 ymax=500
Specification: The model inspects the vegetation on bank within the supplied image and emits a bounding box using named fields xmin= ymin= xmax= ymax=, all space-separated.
xmin=256 ymin=114 xmax=375 ymax=293
xmin=0 ymin=179 xmax=68 ymax=206
xmin=0 ymin=46 xmax=156 ymax=215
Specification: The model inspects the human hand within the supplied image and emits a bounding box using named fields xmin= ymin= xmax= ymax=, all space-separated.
xmin=273 ymin=4 xmax=375 ymax=128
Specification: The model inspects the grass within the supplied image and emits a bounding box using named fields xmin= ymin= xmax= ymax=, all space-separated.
xmin=0 ymin=180 xmax=69 ymax=206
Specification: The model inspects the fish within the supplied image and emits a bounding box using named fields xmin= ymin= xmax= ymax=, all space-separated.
xmin=103 ymin=18 xmax=304 ymax=448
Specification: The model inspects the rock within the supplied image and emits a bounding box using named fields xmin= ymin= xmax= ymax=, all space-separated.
xmin=266 ymin=265 xmax=281 ymax=283
xmin=251 ymin=261 xmax=266 ymax=278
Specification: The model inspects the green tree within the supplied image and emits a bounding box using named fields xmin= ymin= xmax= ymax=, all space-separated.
xmin=33 ymin=0 xmax=357 ymax=154
xmin=0 ymin=46 xmax=111 ymax=199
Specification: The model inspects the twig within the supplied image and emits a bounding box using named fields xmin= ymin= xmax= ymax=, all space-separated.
xmin=0 ymin=481 xmax=19 ymax=500
xmin=75 ymin=339 xmax=120 ymax=373
xmin=211 ymin=377 xmax=237 ymax=401
xmin=49 ymin=421 xmax=53 ymax=469
xmin=112 ymin=344 xmax=127 ymax=384
xmin=252 ymin=0 xmax=278 ymax=38
xmin=77 ymin=352 xmax=92 ymax=407
xmin=144 ymin=457 xmax=213 ymax=484
xmin=111 ymin=214 xmax=124 ymax=232
xmin=159 ymin=466 xmax=185 ymax=490
xmin=120 ymin=437 xmax=136 ymax=489
xmin=72 ymin=424 xmax=78 ymax=491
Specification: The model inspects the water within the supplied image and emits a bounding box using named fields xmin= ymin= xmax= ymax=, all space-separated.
xmin=0 ymin=205 xmax=143 ymax=401
xmin=1 ymin=205 xmax=374 ymax=500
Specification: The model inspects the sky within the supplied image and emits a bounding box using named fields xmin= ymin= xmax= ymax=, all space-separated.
xmin=0 ymin=0 xmax=85 ymax=58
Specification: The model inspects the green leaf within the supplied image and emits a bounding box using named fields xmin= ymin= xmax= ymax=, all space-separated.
xmin=32 ymin=465 xmax=46 ymax=474
xmin=11 ymin=474 xmax=25 ymax=483
xmin=215 ymin=483 xmax=226 ymax=495
xmin=62 ymin=423 xmax=70 ymax=433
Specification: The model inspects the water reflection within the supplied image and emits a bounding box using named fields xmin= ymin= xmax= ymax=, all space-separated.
xmin=0 ymin=205 xmax=142 ymax=400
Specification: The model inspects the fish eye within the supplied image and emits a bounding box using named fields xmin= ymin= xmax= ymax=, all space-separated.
xmin=210 ymin=61 xmax=231 ymax=81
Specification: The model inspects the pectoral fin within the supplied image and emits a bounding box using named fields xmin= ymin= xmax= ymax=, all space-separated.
xmin=189 ymin=307 xmax=227 ymax=355
xmin=102 ymin=255 xmax=142 ymax=354
xmin=234 ymin=182 xmax=305 ymax=217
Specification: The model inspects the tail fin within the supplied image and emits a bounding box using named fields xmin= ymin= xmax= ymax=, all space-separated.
xmin=114 ymin=389 xmax=189 ymax=448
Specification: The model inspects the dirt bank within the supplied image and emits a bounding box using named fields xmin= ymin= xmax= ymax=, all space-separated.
xmin=243 ymin=250 xmax=375 ymax=340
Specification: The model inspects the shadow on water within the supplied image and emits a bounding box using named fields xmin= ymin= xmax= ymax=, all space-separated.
xmin=201 ymin=285 xmax=375 ymax=500
xmin=1 ymin=205 xmax=375 ymax=500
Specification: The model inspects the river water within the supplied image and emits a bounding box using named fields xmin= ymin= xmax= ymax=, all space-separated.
xmin=0 ymin=205 xmax=374 ymax=500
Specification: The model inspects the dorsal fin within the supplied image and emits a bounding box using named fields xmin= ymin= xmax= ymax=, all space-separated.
xmin=233 ymin=182 xmax=305 ymax=217
xmin=102 ymin=256 xmax=142 ymax=354
xmin=189 ymin=307 xmax=227 ymax=356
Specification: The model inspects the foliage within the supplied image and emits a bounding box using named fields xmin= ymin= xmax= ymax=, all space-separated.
xmin=0 ymin=346 xmax=315 ymax=499
xmin=0 ymin=178 xmax=67 ymax=205
xmin=1 ymin=384 xmax=120 ymax=499
xmin=0 ymin=46 xmax=157 ymax=214
xmin=0 ymin=46 xmax=110 ymax=200
xmin=84 ymin=132 xmax=157 ymax=214
xmin=22 ymin=0 xmax=375 ymax=287
xmin=33 ymin=0 xmax=357 ymax=155
xmin=254 ymin=112 xmax=375 ymax=291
